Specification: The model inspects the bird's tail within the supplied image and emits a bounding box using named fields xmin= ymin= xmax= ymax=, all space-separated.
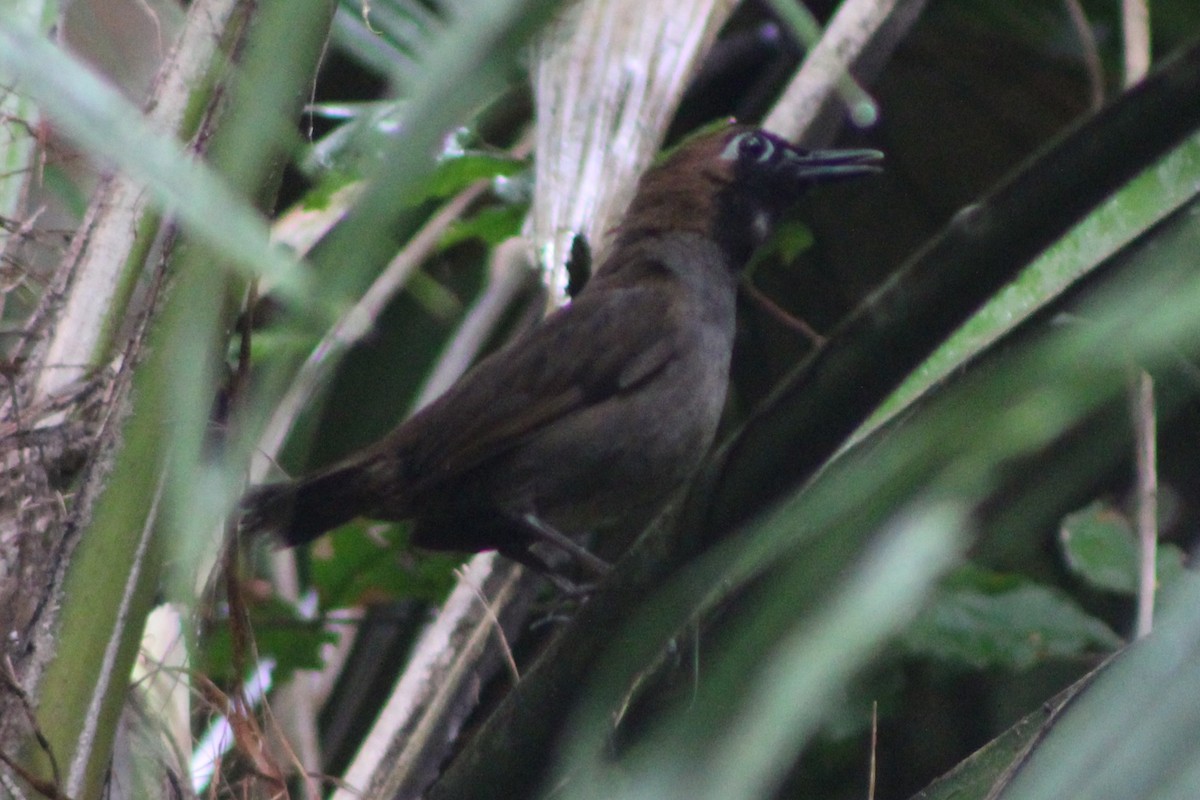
xmin=240 ymin=464 xmax=377 ymax=547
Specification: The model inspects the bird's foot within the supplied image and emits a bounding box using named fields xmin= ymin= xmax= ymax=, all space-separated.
xmin=518 ymin=512 xmax=612 ymax=578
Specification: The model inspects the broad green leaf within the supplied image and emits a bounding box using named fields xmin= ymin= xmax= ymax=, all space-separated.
xmin=1060 ymin=501 xmax=1139 ymax=593
xmin=442 ymin=202 xmax=528 ymax=249
xmin=911 ymin=667 xmax=1101 ymax=800
xmin=201 ymin=596 xmax=339 ymax=683
xmin=424 ymin=152 xmax=527 ymax=200
xmin=1060 ymin=501 xmax=1190 ymax=596
xmin=1000 ymin=572 xmax=1200 ymax=800
xmin=855 ymin=130 xmax=1200 ymax=445
xmin=309 ymin=521 xmax=461 ymax=607
xmin=903 ymin=565 xmax=1122 ymax=670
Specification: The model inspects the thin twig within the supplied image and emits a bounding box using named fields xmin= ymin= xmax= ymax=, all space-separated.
xmin=456 ymin=567 xmax=521 ymax=686
xmin=1122 ymin=0 xmax=1155 ymax=641
xmin=1062 ymin=0 xmax=1105 ymax=111
xmin=253 ymin=182 xmax=486 ymax=475
xmin=740 ymin=278 xmax=826 ymax=348
xmin=762 ymin=0 xmax=878 ymax=129
xmin=254 ymin=132 xmax=533 ymax=478
xmin=764 ymin=0 xmax=922 ymax=141
xmin=868 ymin=700 xmax=877 ymax=800
xmin=1132 ymin=369 xmax=1157 ymax=638
xmin=0 ymin=656 xmax=64 ymax=797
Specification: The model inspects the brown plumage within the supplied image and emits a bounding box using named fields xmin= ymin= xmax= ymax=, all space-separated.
xmin=240 ymin=124 xmax=881 ymax=576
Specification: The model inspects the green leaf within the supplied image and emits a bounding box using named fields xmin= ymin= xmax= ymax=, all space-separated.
xmin=1065 ymin=501 xmax=1137 ymax=594
xmin=304 ymin=103 xmax=527 ymax=197
xmin=745 ymin=218 xmax=815 ymax=276
xmin=1060 ymin=501 xmax=1139 ymax=592
xmin=1060 ymin=501 xmax=1190 ymax=596
xmin=1155 ymin=540 xmax=1188 ymax=588
xmin=300 ymin=170 xmax=360 ymax=211
xmin=441 ymin=202 xmax=528 ymax=248
xmin=423 ymin=152 xmax=527 ymax=199
xmin=201 ymin=596 xmax=339 ymax=683
xmin=912 ymin=668 xmax=1098 ymax=800
xmin=903 ymin=565 xmax=1122 ymax=670
xmin=855 ymin=130 xmax=1200 ymax=446
xmin=999 ymin=572 xmax=1200 ymax=800
xmin=308 ymin=521 xmax=461 ymax=608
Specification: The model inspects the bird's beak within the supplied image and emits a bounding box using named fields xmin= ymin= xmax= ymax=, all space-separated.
xmin=781 ymin=147 xmax=884 ymax=181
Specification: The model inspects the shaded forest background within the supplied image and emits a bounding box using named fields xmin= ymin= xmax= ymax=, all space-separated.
xmin=3 ymin=1 xmax=1200 ymax=799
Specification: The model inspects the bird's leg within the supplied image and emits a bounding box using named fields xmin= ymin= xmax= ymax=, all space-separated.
xmin=517 ymin=512 xmax=612 ymax=578
xmin=496 ymin=543 xmax=595 ymax=596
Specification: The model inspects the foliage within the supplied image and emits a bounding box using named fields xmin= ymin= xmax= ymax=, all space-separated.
xmin=3 ymin=1 xmax=1200 ymax=800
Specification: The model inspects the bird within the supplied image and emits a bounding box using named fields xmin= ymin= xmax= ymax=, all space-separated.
xmin=240 ymin=123 xmax=881 ymax=579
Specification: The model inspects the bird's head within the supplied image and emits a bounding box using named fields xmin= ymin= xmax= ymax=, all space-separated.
xmin=613 ymin=123 xmax=882 ymax=266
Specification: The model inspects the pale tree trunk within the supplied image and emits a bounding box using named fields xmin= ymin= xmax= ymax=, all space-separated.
xmin=0 ymin=2 xmax=336 ymax=797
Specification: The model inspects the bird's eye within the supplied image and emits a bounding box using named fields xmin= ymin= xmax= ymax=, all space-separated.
xmin=720 ymin=131 xmax=775 ymax=163
xmin=740 ymin=133 xmax=774 ymax=162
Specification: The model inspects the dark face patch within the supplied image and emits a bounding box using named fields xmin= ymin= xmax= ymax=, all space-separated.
xmin=603 ymin=125 xmax=880 ymax=276
xmin=710 ymin=129 xmax=881 ymax=266
xmin=711 ymin=131 xmax=804 ymax=264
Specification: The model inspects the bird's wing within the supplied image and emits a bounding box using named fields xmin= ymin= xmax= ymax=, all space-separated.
xmin=398 ymin=276 xmax=681 ymax=492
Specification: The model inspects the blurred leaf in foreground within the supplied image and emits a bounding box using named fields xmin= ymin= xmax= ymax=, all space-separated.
xmin=903 ymin=565 xmax=1122 ymax=670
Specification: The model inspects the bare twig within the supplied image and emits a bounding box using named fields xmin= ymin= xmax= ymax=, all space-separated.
xmin=1122 ymin=0 xmax=1155 ymax=641
xmin=868 ymin=700 xmax=877 ymax=800
xmin=1063 ymin=0 xmax=1105 ymax=111
xmin=0 ymin=656 xmax=64 ymax=798
xmin=1131 ymin=370 xmax=1157 ymax=638
xmin=253 ymin=182 xmax=487 ymax=477
xmin=254 ymin=132 xmax=534 ymax=479
xmin=763 ymin=0 xmax=926 ymax=144
xmin=1122 ymin=0 xmax=1151 ymax=87
xmin=762 ymin=0 xmax=877 ymax=129
xmin=740 ymin=279 xmax=826 ymax=348
xmin=333 ymin=554 xmax=541 ymax=800
xmin=456 ymin=566 xmax=521 ymax=686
